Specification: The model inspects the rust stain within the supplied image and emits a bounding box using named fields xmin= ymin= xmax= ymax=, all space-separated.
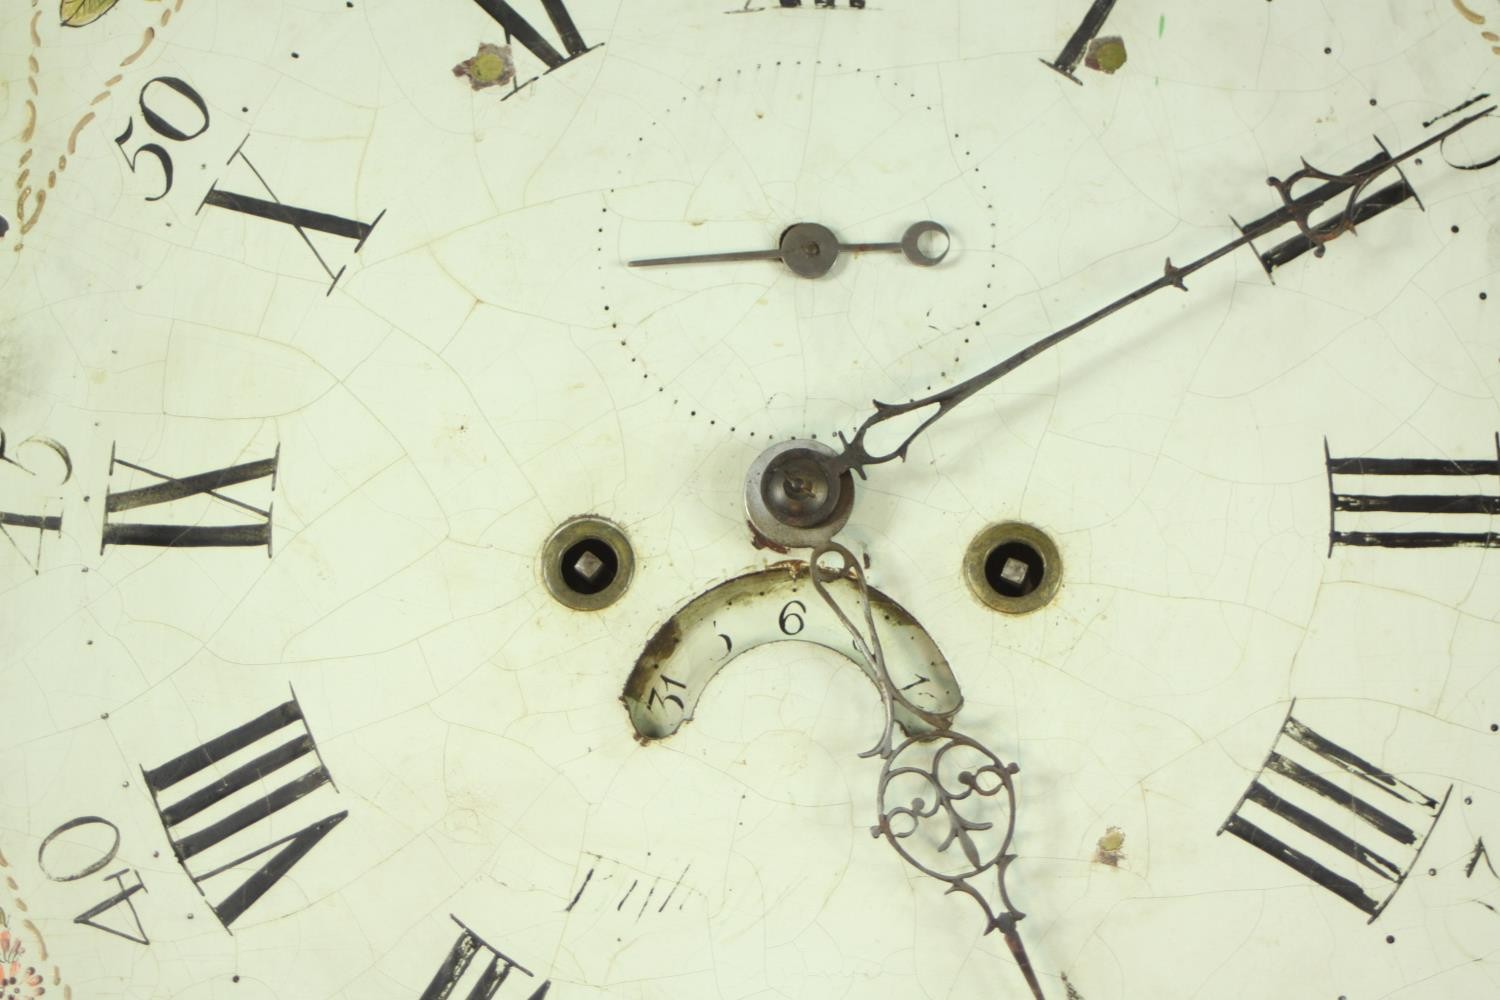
xmin=766 ymin=557 xmax=808 ymax=579
xmin=621 ymin=562 xmax=961 ymax=746
xmin=625 ymin=618 xmax=682 ymax=703
xmin=747 ymin=519 xmax=792 ymax=554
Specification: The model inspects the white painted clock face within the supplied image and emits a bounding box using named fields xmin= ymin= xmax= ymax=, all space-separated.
xmin=3 ymin=2 xmax=1499 ymax=999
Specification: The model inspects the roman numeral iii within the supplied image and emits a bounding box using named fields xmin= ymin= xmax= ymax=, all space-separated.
xmin=1219 ymin=704 xmax=1450 ymax=921
xmin=1325 ymin=435 xmax=1500 ymax=551
xmin=142 ymin=693 xmax=347 ymax=929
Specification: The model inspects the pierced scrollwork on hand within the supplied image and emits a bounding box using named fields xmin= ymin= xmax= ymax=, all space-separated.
xmin=807 ymin=540 xmax=1048 ymax=999
xmin=1262 ymin=141 xmax=1416 ymax=259
xmin=873 ymin=730 xmax=1026 ymax=935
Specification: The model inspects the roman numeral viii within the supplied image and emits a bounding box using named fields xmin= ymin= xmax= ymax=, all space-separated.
xmin=142 ymin=693 xmax=346 ymax=929
xmin=1219 ymin=704 xmax=1450 ymax=921
xmin=1325 ymin=435 xmax=1500 ymax=551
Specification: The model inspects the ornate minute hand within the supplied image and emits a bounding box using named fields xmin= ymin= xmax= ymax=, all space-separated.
xmin=822 ymin=105 xmax=1496 ymax=483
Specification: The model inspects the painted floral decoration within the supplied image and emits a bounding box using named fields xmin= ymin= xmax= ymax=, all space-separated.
xmin=59 ymin=0 xmax=121 ymax=28
xmin=0 ymin=927 xmax=45 ymax=999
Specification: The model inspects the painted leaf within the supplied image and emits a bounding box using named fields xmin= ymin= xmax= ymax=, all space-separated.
xmin=59 ymin=0 xmax=120 ymax=28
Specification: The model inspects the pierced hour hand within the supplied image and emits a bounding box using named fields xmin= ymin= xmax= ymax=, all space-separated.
xmin=628 ymin=220 xmax=949 ymax=279
xmin=808 ymin=542 xmax=1048 ymax=1000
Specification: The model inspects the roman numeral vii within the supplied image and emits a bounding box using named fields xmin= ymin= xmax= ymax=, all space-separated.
xmin=142 ymin=693 xmax=347 ymax=929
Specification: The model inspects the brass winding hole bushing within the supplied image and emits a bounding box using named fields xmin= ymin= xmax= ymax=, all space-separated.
xmin=962 ymin=521 xmax=1062 ymax=615
xmin=541 ymin=515 xmax=635 ymax=611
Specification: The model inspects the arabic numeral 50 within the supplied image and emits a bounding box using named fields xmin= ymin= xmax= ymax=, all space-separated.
xmin=114 ymin=76 xmax=211 ymax=202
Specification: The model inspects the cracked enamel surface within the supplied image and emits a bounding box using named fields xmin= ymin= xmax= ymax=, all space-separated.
xmin=2 ymin=2 xmax=1499 ymax=998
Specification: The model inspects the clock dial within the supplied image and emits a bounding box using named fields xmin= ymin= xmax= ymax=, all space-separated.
xmin=602 ymin=59 xmax=999 ymax=438
xmin=3 ymin=1 xmax=1500 ymax=999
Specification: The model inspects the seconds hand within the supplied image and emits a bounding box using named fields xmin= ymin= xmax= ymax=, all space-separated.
xmin=819 ymin=105 xmax=1496 ymax=484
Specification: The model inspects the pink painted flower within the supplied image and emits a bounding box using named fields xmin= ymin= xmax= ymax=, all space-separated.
xmin=0 ymin=930 xmax=45 ymax=998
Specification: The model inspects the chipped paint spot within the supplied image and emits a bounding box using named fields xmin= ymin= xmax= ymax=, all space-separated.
xmin=1085 ymin=36 xmax=1127 ymax=74
xmin=453 ymin=42 xmax=515 ymax=91
xmin=1094 ymin=826 xmax=1125 ymax=866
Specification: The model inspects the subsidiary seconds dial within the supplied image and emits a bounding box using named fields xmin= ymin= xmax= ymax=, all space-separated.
xmin=602 ymin=60 xmax=1006 ymax=439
